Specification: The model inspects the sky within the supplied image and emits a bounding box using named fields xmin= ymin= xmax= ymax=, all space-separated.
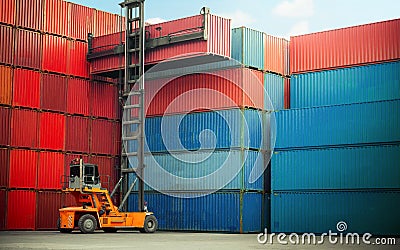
xmin=70 ymin=0 xmax=400 ymax=39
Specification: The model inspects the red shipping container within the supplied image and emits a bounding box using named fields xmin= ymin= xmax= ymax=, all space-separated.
xmin=9 ymin=149 xmax=38 ymax=189
xmin=68 ymin=3 xmax=94 ymax=41
xmin=14 ymin=29 xmax=42 ymax=69
xmin=41 ymin=74 xmax=67 ymax=112
xmin=39 ymin=112 xmax=66 ymax=151
xmin=0 ymin=190 xmax=6 ymax=230
xmin=12 ymin=68 xmax=40 ymax=108
xmin=0 ymin=148 xmax=10 ymax=188
xmin=7 ymin=190 xmax=36 ymax=230
xmin=89 ymin=155 xmax=117 ymax=191
xmin=62 ymin=192 xmax=78 ymax=207
xmin=38 ymin=151 xmax=65 ymax=190
xmin=66 ymin=78 xmax=90 ymax=116
xmin=90 ymin=82 xmax=118 ymax=119
xmin=0 ymin=25 xmax=14 ymax=65
xmin=43 ymin=0 xmax=68 ymax=36
xmin=0 ymin=0 xmax=15 ymax=25
xmin=36 ymin=191 xmax=62 ymax=230
xmin=42 ymin=34 xmax=68 ymax=74
xmin=0 ymin=106 xmax=11 ymax=146
xmin=145 ymin=68 xmax=264 ymax=116
xmin=94 ymin=10 xmax=122 ymax=37
xmin=90 ymin=119 xmax=114 ymax=155
xmin=264 ymin=34 xmax=289 ymax=76
xmin=284 ymin=77 xmax=290 ymax=109
xmin=290 ymin=18 xmax=400 ymax=74
xmin=65 ymin=116 xmax=90 ymax=152
xmin=113 ymin=122 xmax=121 ymax=156
xmin=0 ymin=65 xmax=13 ymax=105
xmin=11 ymin=109 xmax=39 ymax=148
xmin=15 ymin=0 xmax=42 ymax=30
xmin=68 ymin=40 xmax=89 ymax=78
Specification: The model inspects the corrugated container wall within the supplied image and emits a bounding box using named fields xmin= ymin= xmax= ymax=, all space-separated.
xmin=0 ymin=148 xmax=10 ymax=187
xmin=0 ymin=0 xmax=16 ymax=25
xmin=38 ymin=151 xmax=65 ymax=190
xmin=264 ymin=73 xmax=285 ymax=111
xmin=271 ymin=191 xmax=400 ymax=235
xmin=65 ymin=116 xmax=90 ymax=152
xmin=0 ymin=65 xmax=12 ymax=105
xmin=68 ymin=40 xmax=89 ymax=78
xmin=0 ymin=190 xmax=6 ymax=230
xmin=291 ymin=61 xmax=400 ymax=108
xmin=128 ymin=191 xmax=263 ymax=232
xmin=42 ymin=34 xmax=68 ymax=74
xmin=12 ymin=69 xmax=40 ymax=108
xmin=290 ymin=18 xmax=400 ymax=73
xmin=90 ymin=119 xmax=114 ymax=155
xmin=11 ymin=109 xmax=39 ymax=148
xmin=39 ymin=112 xmax=66 ymax=151
xmin=284 ymin=78 xmax=290 ymax=109
xmin=36 ymin=191 xmax=62 ymax=230
xmin=43 ymin=0 xmax=69 ymax=36
xmin=14 ymin=29 xmax=42 ymax=69
xmin=0 ymin=107 xmax=11 ymax=146
xmin=0 ymin=25 xmax=14 ymax=65
xmin=7 ymin=190 xmax=36 ymax=230
xmin=66 ymin=78 xmax=90 ymax=116
xmin=68 ymin=2 xmax=94 ymax=41
xmin=275 ymin=99 xmax=400 ymax=149
xmin=271 ymin=144 xmax=400 ymax=191
xmin=9 ymin=149 xmax=38 ymax=189
xmin=264 ymin=34 xmax=289 ymax=75
xmin=90 ymin=82 xmax=118 ymax=119
xmin=231 ymin=27 xmax=264 ymax=70
xmin=16 ymin=0 xmax=42 ymax=31
xmin=41 ymin=74 xmax=67 ymax=112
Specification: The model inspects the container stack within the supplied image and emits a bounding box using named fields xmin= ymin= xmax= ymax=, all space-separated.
xmin=0 ymin=0 xmax=122 ymax=230
xmin=271 ymin=19 xmax=400 ymax=235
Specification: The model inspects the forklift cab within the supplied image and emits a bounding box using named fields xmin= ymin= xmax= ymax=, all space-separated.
xmin=69 ymin=159 xmax=101 ymax=189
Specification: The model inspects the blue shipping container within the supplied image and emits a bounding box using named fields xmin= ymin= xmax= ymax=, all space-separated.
xmin=274 ymin=99 xmax=400 ymax=149
xmin=291 ymin=61 xmax=400 ymax=108
xmin=264 ymin=73 xmax=285 ymax=111
xmin=231 ymin=27 xmax=264 ymax=70
xmin=271 ymin=144 xmax=400 ymax=191
xmin=271 ymin=190 xmax=400 ymax=235
xmin=127 ymin=108 xmax=264 ymax=153
xmin=128 ymin=191 xmax=264 ymax=232
xmin=128 ymin=149 xmax=266 ymax=191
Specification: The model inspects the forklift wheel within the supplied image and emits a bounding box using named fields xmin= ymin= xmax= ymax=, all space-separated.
xmin=57 ymin=218 xmax=72 ymax=233
xmin=140 ymin=215 xmax=158 ymax=233
xmin=78 ymin=214 xmax=97 ymax=234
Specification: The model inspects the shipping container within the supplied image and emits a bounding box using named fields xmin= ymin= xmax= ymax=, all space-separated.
xmin=291 ymin=61 xmax=400 ymax=108
xmin=272 ymin=144 xmax=400 ymax=191
xmin=65 ymin=116 xmax=90 ymax=152
xmin=90 ymin=14 xmax=230 ymax=74
xmin=264 ymin=73 xmax=285 ymax=111
xmin=0 ymin=107 xmax=11 ymax=146
xmin=264 ymin=34 xmax=289 ymax=76
xmin=271 ymin=190 xmax=400 ymax=235
xmin=128 ymin=191 xmax=263 ymax=232
xmin=43 ymin=0 xmax=68 ymax=36
xmin=42 ymin=34 xmax=68 ymax=74
xmin=9 ymin=149 xmax=38 ymax=189
xmin=41 ymin=74 xmax=67 ymax=112
xmin=67 ymin=40 xmax=89 ymax=78
xmin=231 ymin=27 xmax=264 ymax=70
xmin=68 ymin=3 xmax=94 ymax=41
xmin=0 ymin=148 xmax=10 ymax=188
xmin=113 ymin=121 xmax=121 ymax=156
xmin=38 ymin=151 xmax=65 ymax=190
xmin=136 ymin=109 xmax=263 ymax=153
xmin=11 ymin=108 xmax=39 ymax=148
xmin=94 ymin=10 xmax=122 ymax=37
xmin=0 ymin=190 xmax=6 ymax=230
xmin=0 ymin=25 xmax=14 ymax=65
xmin=0 ymin=65 xmax=12 ymax=105
xmin=36 ymin=191 xmax=62 ymax=230
xmin=0 ymin=0 xmax=15 ymax=25
xmin=88 ymin=155 xmax=117 ymax=191
xmin=128 ymin=149 xmax=264 ymax=192
xmin=275 ymin=99 xmax=400 ymax=149
xmin=15 ymin=0 xmax=42 ymax=31
xmin=12 ymin=68 xmax=40 ymax=108
xmin=66 ymin=78 xmax=90 ymax=116
xmin=90 ymin=119 xmax=114 ymax=155
xmin=39 ymin=112 xmax=66 ymax=151
xmin=14 ymin=29 xmax=42 ymax=69
xmin=7 ymin=190 xmax=36 ymax=230
xmin=90 ymin=82 xmax=118 ymax=119
xmin=144 ymin=68 xmax=264 ymax=116
xmin=284 ymin=77 xmax=290 ymax=109
xmin=290 ymin=18 xmax=400 ymax=74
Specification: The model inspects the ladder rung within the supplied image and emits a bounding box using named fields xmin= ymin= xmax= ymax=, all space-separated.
xmin=122 ymin=119 xmax=141 ymax=125
xmin=123 ymin=152 xmax=138 ymax=157
xmin=121 ymin=168 xmax=137 ymax=173
xmin=128 ymin=17 xmax=140 ymax=22
xmin=129 ymin=48 xmax=140 ymax=53
xmin=128 ymin=79 xmax=138 ymax=84
xmin=128 ymin=64 xmax=139 ymax=68
xmin=129 ymin=32 xmax=140 ymax=37
xmin=128 ymin=91 xmax=142 ymax=96
xmin=122 ymin=135 xmax=139 ymax=140
xmin=123 ymin=104 xmax=141 ymax=109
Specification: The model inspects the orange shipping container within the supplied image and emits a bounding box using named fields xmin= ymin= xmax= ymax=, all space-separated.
xmin=264 ymin=34 xmax=289 ymax=76
xmin=290 ymin=18 xmax=400 ymax=74
xmin=0 ymin=65 xmax=12 ymax=105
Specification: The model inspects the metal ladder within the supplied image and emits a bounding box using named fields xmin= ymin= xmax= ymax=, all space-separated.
xmin=119 ymin=0 xmax=145 ymax=212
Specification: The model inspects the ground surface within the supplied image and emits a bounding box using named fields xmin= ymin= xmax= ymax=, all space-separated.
xmin=0 ymin=231 xmax=398 ymax=250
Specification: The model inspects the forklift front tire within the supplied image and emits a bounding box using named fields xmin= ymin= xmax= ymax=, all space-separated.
xmin=78 ymin=214 xmax=97 ymax=234
xmin=140 ymin=215 xmax=158 ymax=233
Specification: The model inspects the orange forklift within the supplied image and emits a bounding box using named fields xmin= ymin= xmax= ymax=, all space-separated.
xmin=57 ymin=158 xmax=157 ymax=234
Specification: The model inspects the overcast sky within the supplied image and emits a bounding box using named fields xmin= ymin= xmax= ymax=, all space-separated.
xmin=70 ymin=0 xmax=399 ymax=39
